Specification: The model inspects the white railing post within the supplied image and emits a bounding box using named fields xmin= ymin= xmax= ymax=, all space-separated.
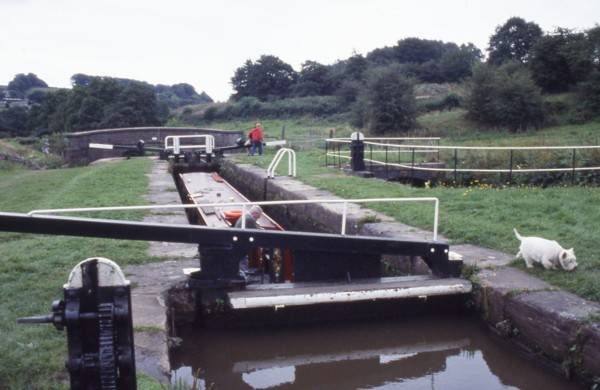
xmin=292 ymin=150 xmax=297 ymax=177
xmin=267 ymin=148 xmax=296 ymax=179
xmin=341 ymin=202 xmax=348 ymax=235
xmin=241 ymin=204 xmax=246 ymax=229
xmin=173 ymin=137 xmax=180 ymax=154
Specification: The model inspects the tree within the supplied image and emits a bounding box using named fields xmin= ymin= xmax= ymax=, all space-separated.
xmin=170 ymin=83 xmax=197 ymax=98
xmin=0 ymin=106 xmax=29 ymax=135
xmin=488 ymin=17 xmax=543 ymax=65
xmin=355 ymin=65 xmax=417 ymax=134
xmin=292 ymin=60 xmax=334 ymax=96
xmin=7 ymin=73 xmax=48 ymax=95
xmin=465 ymin=63 xmax=544 ymax=131
xmin=588 ymin=25 xmax=600 ymax=67
xmin=71 ymin=73 xmax=92 ymax=87
xmin=439 ymin=44 xmax=483 ymax=81
xmin=231 ymin=55 xmax=297 ymax=101
xmin=395 ymin=38 xmax=447 ymax=64
xmin=529 ymin=28 xmax=593 ymax=92
xmin=27 ymin=77 xmax=166 ymax=133
xmin=101 ymin=81 xmax=163 ymax=128
xmin=343 ymin=53 xmax=368 ymax=81
xmin=366 ymin=46 xmax=397 ymax=65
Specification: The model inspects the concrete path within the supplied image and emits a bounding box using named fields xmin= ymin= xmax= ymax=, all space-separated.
xmin=123 ymin=158 xmax=199 ymax=381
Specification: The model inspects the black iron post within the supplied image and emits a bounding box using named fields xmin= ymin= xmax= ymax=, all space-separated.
xmin=325 ymin=140 xmax=328 ymax=167
xmin=453 ymin=149 xmax=458 ymax=184
xmin=385 ymin=145 xmax=389 ymax=178
xmin=338 ymin=144 xmax=341 ymax=168
xmin=350 ymin=135 xmax=366 ymax=171
xmin=370 ymin=144 xmax=373 ymax=171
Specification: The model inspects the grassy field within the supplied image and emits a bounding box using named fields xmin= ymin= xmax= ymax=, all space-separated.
xmin=0 ymin=158 xmax=170 ymax=389
xmin=228 ymin=118 xmax=600 ymax=302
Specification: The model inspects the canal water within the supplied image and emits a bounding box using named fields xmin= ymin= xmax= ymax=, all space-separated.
xmin=170 ymin=314 xmax=582 ymax=390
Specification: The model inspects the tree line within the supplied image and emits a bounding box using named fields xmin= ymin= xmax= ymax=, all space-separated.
xmin=0 ymin=74 xmax=213 ymax=136
xmin=222 ymin=17 xmax=600 ymax=133
xmin=230 ymin=39 xmax=481 ymax=102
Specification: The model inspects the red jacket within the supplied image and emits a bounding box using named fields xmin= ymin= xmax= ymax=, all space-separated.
xmin=248 ymin=127 xmax=264 ymax=141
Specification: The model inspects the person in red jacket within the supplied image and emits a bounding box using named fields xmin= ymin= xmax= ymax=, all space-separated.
xmin=248 ymin=122 xmax=264 ymax=156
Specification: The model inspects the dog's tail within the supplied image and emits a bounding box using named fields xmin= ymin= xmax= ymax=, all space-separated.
xmin=513 ymin=228 xmax=522 ymax=240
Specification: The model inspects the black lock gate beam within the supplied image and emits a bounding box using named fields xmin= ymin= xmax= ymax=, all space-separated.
xmin=0 ymin=211 xmax=459 ymax=277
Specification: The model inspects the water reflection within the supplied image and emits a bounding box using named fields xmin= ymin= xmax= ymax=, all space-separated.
xmin=170 ymin=315 xmax=582 ymax=390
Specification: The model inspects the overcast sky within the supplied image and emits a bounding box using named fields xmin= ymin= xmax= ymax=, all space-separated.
xmin=1 ymin=0 xmax=599 ymax=101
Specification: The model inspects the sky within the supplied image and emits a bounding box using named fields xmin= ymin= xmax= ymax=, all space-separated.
xmin=1 ymin=0 xmax=599 ymax=102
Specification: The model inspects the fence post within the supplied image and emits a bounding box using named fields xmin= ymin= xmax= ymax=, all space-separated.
xmin=385 ymin=145 xmax=389 ymax=179
xmin=281 ymin=125 xmax=286 ymax=141
xmin=370 ymin=144 xmax=373 ymax=171
xmin=411 ymin=148 xmax=415 ymax=178
xmin=453 ymin=148 xmax=458 ymax=184
xmin=572 ymin=148 xmax=577 ymax=184
xmin=325 ymin=140 xmax=328 ymax=167
xmin=508 ymin=149 xmax=514 ymax=185
xmin=338 ymin=144 xmax=341 ymax=169
xmin=350 ymin=132 xmax=366 ymax=171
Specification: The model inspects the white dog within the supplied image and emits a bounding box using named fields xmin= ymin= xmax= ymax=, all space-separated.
xmin=513 ymin=229 xmax=577 ymax=271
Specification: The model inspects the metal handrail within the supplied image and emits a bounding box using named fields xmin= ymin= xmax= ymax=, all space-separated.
xmin=267 ymin=148 xmax=296 ymax=178
xmin=327 ymin=138 xmax=600 ymax=176
xmin=326 ymin=137 xmax=441 ymax=142
xmin=27 ymin=197 xmax=440 ymax=241
xmin=164 ymin=135 xmax=215 ymax=154
xmin=361 ymin=141 xmax=600 ymax=151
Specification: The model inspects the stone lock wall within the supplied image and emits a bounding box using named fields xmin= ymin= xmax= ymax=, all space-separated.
xmin=64 ymin=127 xmax=243 ymax=165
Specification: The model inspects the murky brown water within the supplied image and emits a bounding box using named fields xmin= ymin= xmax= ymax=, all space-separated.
xmin=170 ymin=315 xmax=583 ymax=390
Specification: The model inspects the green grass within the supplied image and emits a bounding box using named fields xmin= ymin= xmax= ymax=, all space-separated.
xmin=0 ymin=158 xmax=154 ymax=389
xmin=231 ymin=119 xmax=600 ymax=303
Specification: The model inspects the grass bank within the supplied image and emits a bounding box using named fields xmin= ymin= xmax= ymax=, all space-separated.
xmin=230 ymin=119 xmax=600 ymax=303
xmin=0 ymin=158 xmax=162 ymax=389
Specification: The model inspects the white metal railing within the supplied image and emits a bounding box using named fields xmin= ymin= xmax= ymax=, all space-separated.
xmin=361 ymin=141 xmax=600 ymax=151
xmin=326 ymin=137 xmax=441 ymax=142
xmin=326 ymin=138 xmax=600 ymax=175
xmin=27 ymin=197 xmax=440 ymax=241
xmin=267 ymin=148 xmax=296 ymax=178
xmin=164 ymin=135 xmax=215 ymax=154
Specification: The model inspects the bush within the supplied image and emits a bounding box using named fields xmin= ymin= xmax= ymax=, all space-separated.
xmin=196 ymin=95 xmax=347 ymax=122
xmin=420 ymin=93 xmax=462 ymax=112
xmin=354 ymin=65 xmax=417 ymax=135
xmin=577 ymin=70 xmax=600 ymax=120
xmin=465 ymin=63 xmax=544 ymax=131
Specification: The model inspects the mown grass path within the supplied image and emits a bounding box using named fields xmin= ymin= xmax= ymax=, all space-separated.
xmin=0 ymin=158 xmax=154 ymax=389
